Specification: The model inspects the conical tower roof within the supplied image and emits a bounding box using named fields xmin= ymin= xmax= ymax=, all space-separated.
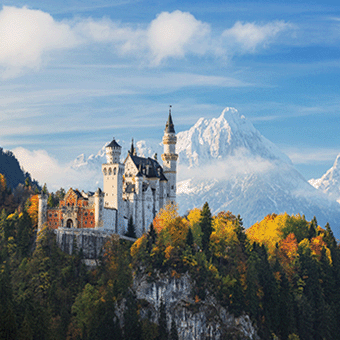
xmin=165 ymin=106 xmax=175 ymax=133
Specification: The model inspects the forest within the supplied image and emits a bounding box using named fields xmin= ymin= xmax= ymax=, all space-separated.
xmin=1 ymin=170 xmax=340 ymax=340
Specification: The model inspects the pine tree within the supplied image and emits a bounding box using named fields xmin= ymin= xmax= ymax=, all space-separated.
xmin=157 ymin=299 xmax=168 ymax=340
xmin=186 ymin=227 xmax=194 ymax=249
xmin=123 ymin=291 xmax=141 ymax=340
xmin=199 ymin=202 xmax=212 ymax=253
xmin=170 ymin=319 xmax=179 ymax=340
xmin=125 ymin=216 xmax=136 ymax=238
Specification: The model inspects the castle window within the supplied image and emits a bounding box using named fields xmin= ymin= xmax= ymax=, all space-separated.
xmin=54 ymin=213 xmax=57 ymax=217
xmin=171 ymin=185 xmax=174 ymax=190
xmin=85 ymin=212 xmax=88 ymax=216
xmin=103 ymin=168 xmax=107 ymax=175
xmin=85 ymin=221 xmax=87 ymax=225
xmin=114 ymin=168 xmax=116 ymax=175
xmin=91 ymin=221 xmax=93 ymax=224
xmin=49 ymin=213 xmax=52 ymax=217
xmin=90 ymin=212 xmax=93 ymax=216
xmin=108 ymin=168 xmax=112 ymax=175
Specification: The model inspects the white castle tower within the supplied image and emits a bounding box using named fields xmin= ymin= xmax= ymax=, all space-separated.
xmin=161 ymin=106 xmax=178 ymax=204
xmin=102 ymin=138 xmax=125 ymax=233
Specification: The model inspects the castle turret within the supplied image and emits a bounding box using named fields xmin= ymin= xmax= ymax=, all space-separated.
xmin=105 ymin=137 xmax=121 ymax=164
xmin=102 ymin=138 xmax=124 ymax=209
xmin=37 ymin=193 xmax=48 ymax=232
xmin=161 ymin=106 xmax=178 ymax=204
xmin=94 ymin=188 xmax=104 ymax=228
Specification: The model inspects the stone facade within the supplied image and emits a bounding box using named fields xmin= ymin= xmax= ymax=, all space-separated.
xmin=38 ymin=110 xmax=177 ymax=238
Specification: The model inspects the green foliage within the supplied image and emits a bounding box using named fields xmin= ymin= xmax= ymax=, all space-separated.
xmin=125 ymin=215 xmax=137 ymax=238
xmin=170 ymin=319 xmax=179 ymax=340
xmin=157 ymin=299 xmax=168 ymax=340
xmin=199 ymin=202 xmax=213 ymax=253
xmin=2 ymin=193 xmax=340 ymax=340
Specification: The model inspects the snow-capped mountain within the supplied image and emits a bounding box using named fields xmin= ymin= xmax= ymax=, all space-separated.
xmin=176 ymin=107 xmax=291 ymax=168
xmin=71 ymin=107 xmax=340 ymax=236
xmin=309 ymin=154 xmax=340 ymax=203
xmin=176 ymin=108 xmax=340 ymax=236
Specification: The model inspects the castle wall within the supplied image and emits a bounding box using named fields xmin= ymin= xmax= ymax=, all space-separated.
xmin=103 ymin=207 xmax=116 ymax=230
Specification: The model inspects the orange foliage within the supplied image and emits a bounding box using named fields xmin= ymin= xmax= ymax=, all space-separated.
xmin=0 ymin=174 xmax=6 ymax=192
xmin=27 ymin=194 xmax=39 ymax=228
xmin=278 ymin=233 xmax=298 ymax=279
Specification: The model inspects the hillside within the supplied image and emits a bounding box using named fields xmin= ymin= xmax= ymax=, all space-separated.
xmin=0 ymin=147 xmax=39 ymax=190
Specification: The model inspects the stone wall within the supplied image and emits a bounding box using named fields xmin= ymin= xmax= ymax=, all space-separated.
xmin=55 ymin=228 xmax=135 ymax=259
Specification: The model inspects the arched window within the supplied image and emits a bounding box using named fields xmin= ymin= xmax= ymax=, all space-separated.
xmin=114 ymin=168 xmax=116 ymax=175
xmin=66 ymin=219 xmax=73 ymax=228
xmin=103 ymin=168 xmax=107 ymax=175
xmin=108 ymin=168 xmax=112 ymax=175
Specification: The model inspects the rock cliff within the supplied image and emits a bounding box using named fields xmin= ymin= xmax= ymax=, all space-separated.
xmin=134 ymin=272 xmax=259 ymax=340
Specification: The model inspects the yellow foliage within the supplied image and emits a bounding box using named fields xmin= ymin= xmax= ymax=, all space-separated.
xmin=310 ymin=235 xmax=332 ymax=263
xmin=166 ymin=217 xmax=189 ymax=247
xmin=130 ymin=234 xmax=147 ymax=258
xmin=209 ymin=211 xmax=238 ymax=258
xmin=247 ymin=213 xmax=290 ymax=257
xmin=28 ymin=194 xmax=39 ymax=228
xmin=153 ymin=202 xmax=179 ymax=233
xmin=187 ymin=208 xmax=201 ymax=227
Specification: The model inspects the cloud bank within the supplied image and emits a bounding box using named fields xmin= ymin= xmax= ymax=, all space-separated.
xmin=13 ymin=147 xmax=101 ymax=191
xmin=0 ymin=6 xmax=292 ymax=77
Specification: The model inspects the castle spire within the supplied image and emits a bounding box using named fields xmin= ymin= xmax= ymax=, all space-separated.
xmin=165 ymin=105 xmax=175 ymax=133
xmin=129 ymin=138 xmax=135 ymax=156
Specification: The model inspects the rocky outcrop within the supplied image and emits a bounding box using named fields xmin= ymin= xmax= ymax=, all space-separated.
xmin=134 ymin=272 xmax=259 ymax=340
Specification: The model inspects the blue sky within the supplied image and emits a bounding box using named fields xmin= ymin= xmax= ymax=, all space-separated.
xmin=1 ymin=0 xmax=340 ymax=189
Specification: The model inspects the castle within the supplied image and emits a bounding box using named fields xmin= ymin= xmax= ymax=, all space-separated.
xmin=38 ymin=109 xmax=178 ymax=238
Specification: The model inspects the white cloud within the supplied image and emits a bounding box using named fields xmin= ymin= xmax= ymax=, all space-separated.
xmin=284 ymin=148 xmax=340 ymax=164
xmin=222 ymin=20 xmax=292 ymax=53
xmin=0 ymin=6 xmax=79 ymax=77
xmin=0 ymin=6 xmax=293 ymax=76
xmin=12 ymin=147 xmax=100 ymax=191
xmin=178 ymin=150 xmax=275 ymax=182
xmin=147 ymin=10 xmax=211 ymax=65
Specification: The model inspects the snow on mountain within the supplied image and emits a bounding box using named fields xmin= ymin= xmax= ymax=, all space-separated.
xmin=176 ymin=107 xmax=292 ymax=169
xmin=309 ymin=154 xmax=340 ymax=203
xmin=70 ymin=107 xmax=340 ymax=237
xmin=176 ymin=108 xmax=340 ymax=236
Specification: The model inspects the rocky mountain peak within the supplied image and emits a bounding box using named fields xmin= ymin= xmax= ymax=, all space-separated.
xmin=177 ymin=107 xmax=291 ymax=168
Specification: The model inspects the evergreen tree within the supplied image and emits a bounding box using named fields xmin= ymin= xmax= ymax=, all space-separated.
xmin=125 ymin=216 xmax=137 ymax=238
xmin=158 ymin=299 xmax=168 ymax=340
xmin=147 ymin=223 xmax=157 ymax=253
xmin=186 ymin=227 xmax=194 ymax=250
xmin=199 ymin=202 xmax=213 ymax=253
xmin=170 ymin=319 xmax=179 ymax=340
xmin=0 ymin=262 xmax=17 ymax=339
xmin=123 ymin=291 xmax=141 ymax=340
